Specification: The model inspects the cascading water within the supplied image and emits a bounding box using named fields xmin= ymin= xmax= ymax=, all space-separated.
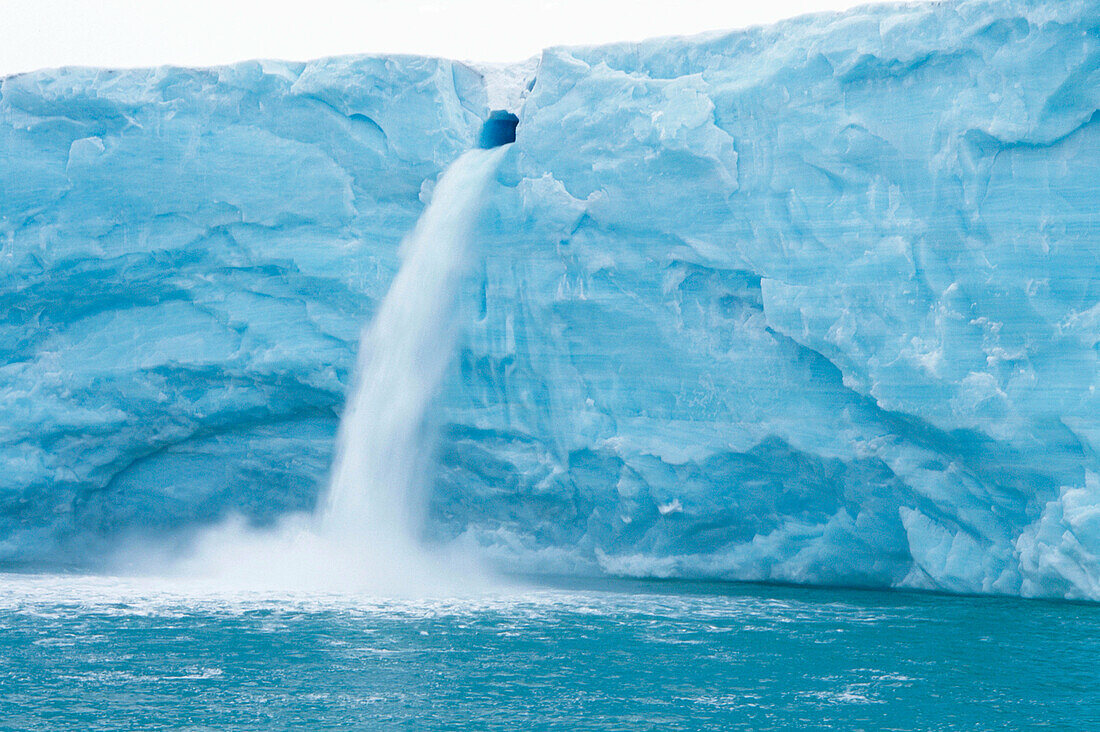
xmin=322 ymin=145 xmax=508 ymax=546
xmin=175 ymin=146 xmax=509 ymax=594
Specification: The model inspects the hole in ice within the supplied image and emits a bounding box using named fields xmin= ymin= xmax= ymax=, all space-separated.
xmin=478 ymin=110 xmax=518 ymax=148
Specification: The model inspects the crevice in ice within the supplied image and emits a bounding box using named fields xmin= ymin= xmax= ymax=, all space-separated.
xmin=466 ymin=57 xmax=538 ymax=113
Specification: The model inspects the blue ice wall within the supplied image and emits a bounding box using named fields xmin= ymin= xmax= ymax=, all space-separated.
xmin=3 ymin=0 xmax=1099 ymax=598
xmin=0 ymin=57 xmax=487 ymax=562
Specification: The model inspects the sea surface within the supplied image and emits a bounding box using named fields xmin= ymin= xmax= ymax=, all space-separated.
xmin=1 ymin=573 xmax=1097 ymax=730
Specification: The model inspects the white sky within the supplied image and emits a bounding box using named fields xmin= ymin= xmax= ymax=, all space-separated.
xmin=2 ymin=0 xmax=903 ymax=76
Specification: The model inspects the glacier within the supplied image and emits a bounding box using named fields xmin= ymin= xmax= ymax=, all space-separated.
xmin=1 ymin=0 xmax=1098 ymax=599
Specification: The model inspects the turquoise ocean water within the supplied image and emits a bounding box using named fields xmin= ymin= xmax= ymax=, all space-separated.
xmin=1 ymin=574 xmax=1096 ymax=730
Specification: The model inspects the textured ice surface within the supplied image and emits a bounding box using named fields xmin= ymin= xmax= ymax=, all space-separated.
xmin=2 ymin=0 xmax=1099 ymax=599
xmin=0 ymin=56 xmax=488 ymax=563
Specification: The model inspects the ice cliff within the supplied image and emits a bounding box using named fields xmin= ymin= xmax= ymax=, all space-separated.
xmin=2 ymin=0 xmax=1098 ymax=599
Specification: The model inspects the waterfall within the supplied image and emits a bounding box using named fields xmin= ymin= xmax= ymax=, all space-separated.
xmin=321 ymin=145 xmax=507 ymax=542
xmin=176 ymin=146 xmax=508 ymax=594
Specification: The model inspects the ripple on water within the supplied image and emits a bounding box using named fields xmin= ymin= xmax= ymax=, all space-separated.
xmin=0 ymin=572 xmax=1098 ymax=730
